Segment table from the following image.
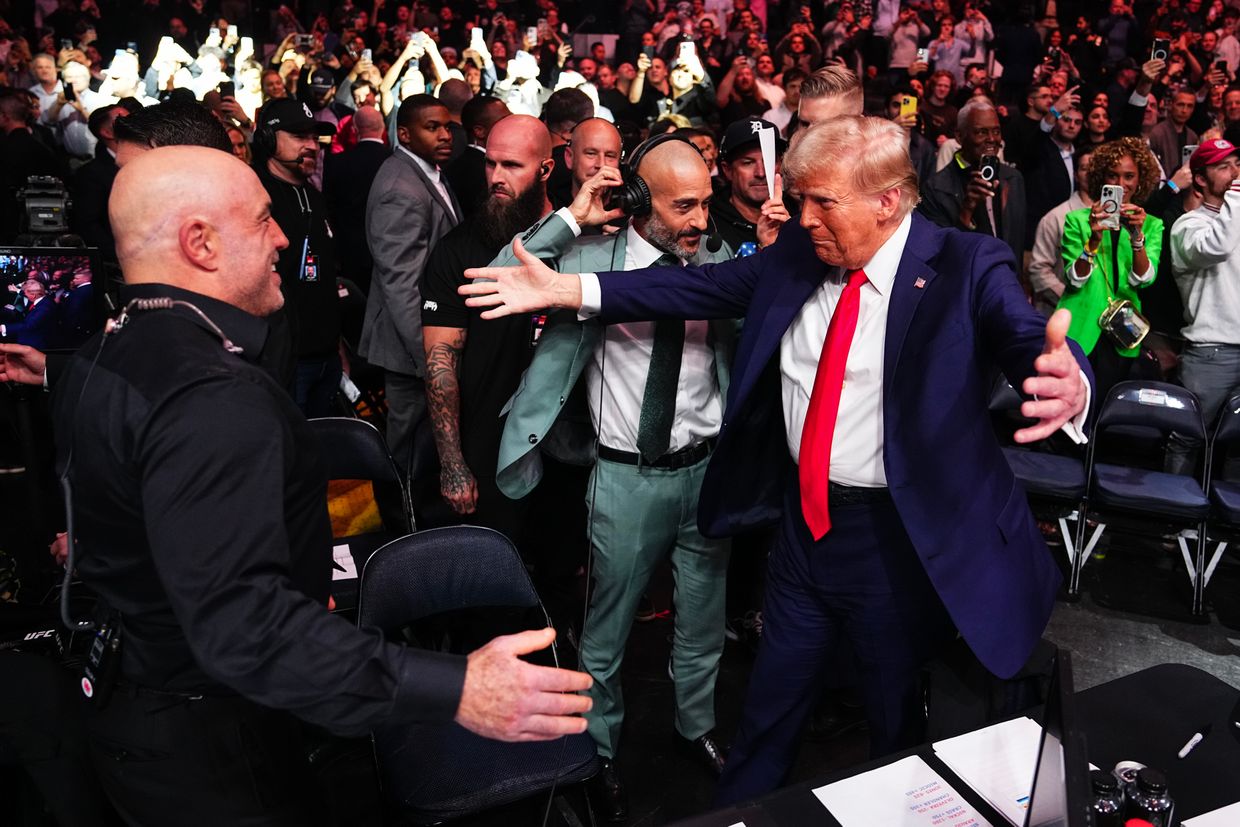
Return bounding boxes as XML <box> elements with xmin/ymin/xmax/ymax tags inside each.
<box><xmin>672</xmin><ymin>664</ymin><xmax>1240</xmax><ymax>826</ymax></box>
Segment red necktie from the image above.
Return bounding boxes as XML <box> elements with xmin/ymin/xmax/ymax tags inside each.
<box><xmin>799</xmin><ymin>269</ymin><xmax>868</xmax><ymax>541</ymax></box>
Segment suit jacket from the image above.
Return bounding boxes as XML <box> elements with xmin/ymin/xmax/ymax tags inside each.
<box><xmin>359</xmin><ymin>148</ymin><xmax>460</xmax><ymax>376</ymax></box>
<box><xmin>71</xmin><ymin>147</ymin><xmax>119</xmax><ymax>261</ymax></box>
<box><xmin>1057</xmin><ymin>208</ymin><xmax>1163</xmax><ymax>358</ymax></box>
<box><xmin>493</xmin><ymin>213</ymin><xmax>736</xmax><ymax>499</ymax></box>
<box><xmin>919</xmin><ymin>158</ymin><xmax>1027</xmax><ymax>260</ymax></box>
<box><xmin>323</xmin><ymin>139</ymin><xmax>391</xmax><ymax>288</ymax></box>
<box><xmin>1023</xmin><ymin>134</ymin><xmax>1073</xmax><ymax>251</ymax></box>
<box><xmin>587</xmin><ymin>214</ymin><xmax>1092</xmax><ymax>679</ymax></box>
<box><xmin>4</xmin><ymin>296</ymin><xmax>60</xmax><ymax>349</ymax></box>
<box><xmin>1146</xmin><ymin>120</ymin><xmax>1198</xmax><ymax>181</ymax></box>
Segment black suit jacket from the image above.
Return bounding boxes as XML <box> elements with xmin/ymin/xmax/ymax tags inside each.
<box><xmin>444</xmin><ymin>145</ymin><xmax>488</xmax><ymax>219</ymax></box>
<box><xmin>72</xmin><ymin>148</ymin><xmax>119</xmax><ymax>261</ymax></box>
<box><xmin>918</xmin><ymin>159</ymin><xmax>1027</xmax><ymax>261</ymax></box>
<box><xmin>3</xmin><ymin>297</ymin><xmax>59</xmax><ymax>349</ymax></box>
<box><xmin>323</xmin><ymin>139</ymin><xmax>391</xmax><ymax>292</ymax></box>
<box><xmin>1023</xmin><ymin>134</ymin><xmax>1074</xmax><ymax>250</ymax></box>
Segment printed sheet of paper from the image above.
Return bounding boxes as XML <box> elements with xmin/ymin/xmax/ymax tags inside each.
<box><xmin>812</xmin><ymin>755</ymin><xmax>992</xmax><ymax>827</ymax></box>
<box><xmin>758</xmin><ymin>126</ymin><xmax>777</xmax><ymax>200</ymax></box>
<box><xmin>933</xmin><ymin>717</ymin><xmax>1044</xmax><ymax>826</ymax></box>
<box><xmin>1183</xmin><ymin>801</ymin><xmax>1240</xmax><ymax>826</ymax></box>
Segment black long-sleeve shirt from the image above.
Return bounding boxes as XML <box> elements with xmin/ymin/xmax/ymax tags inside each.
<box><xmin>52</xmin><ymin>283</ymin><xmax>465</xmax><ymax>736</ymax></box>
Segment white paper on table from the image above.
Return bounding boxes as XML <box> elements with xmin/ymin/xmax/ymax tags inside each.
<box><xmin>1183</xmin><ymin>801</ymin><xmax>1240</xmax><ymax>825</ymax></box>
<box><xmin>812</xmin><ymin>754</ymin><xmax>993</xmax><ymax>827</ymax></box>
<box><xmin>932</xmin><ymin>717</ymin><xmax>1044</xmax><ymax>826</ymax></box>
<box><xmin>758</xmin><ymin>126</ymin><xmax>777</xmax><ymax>201</ymax></box>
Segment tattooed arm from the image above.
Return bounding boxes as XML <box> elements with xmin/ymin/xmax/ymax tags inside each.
<box><xmin>423</xmin><ymin>326</ymin><xmax>477</xmax><ymax>514</ymax></box>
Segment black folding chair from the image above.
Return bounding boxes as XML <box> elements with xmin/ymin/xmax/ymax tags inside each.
<box><xmin>309</xmin><ymin>417</ymin><xmax>412</xmax><ymax>615</ymax></box>
<box><xmin>1079</xmin><ymin>381</ymin><xmax>1211</xmax><ymax>614</ymax></box>
<box><xmin>988</xmin><ymin>378</ymin><xmax>1089</xmax><ymax>592</ymax></box>
<box><xmin>1202</xmin><ymin>390</ymin><xmax>1240</xmax><ymax>612</ymax></box>
<box><xmin>357</xmin><ymin>527</ymin><xmax>598</xmax><ymax>824</ymax></box>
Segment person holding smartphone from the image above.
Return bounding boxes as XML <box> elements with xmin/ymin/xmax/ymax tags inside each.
<box><xmin>1057</xmin><ymin>137</ymin><xmax>1163</xmax><ymax>395</ymax></box>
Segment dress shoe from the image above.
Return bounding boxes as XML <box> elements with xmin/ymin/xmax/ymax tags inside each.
<box><xmin>589</xmin><ymin>757</ymin><xmax>628</xmax><ymax>822</ymax></box>
<box><xmin>804</xmin><ymin>696</ymin><xmax>868</xmax><ymax>742</ymax></box>
<box><xmin>677</xmin><ymin>731</ymin><xmax>728</xmax><ymax>777</ymax></box>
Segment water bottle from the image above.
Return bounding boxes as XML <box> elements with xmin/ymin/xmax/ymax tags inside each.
<box><xmin>1127</xmin><ymin>768</ymin><xmax>1174</xmax><ymax>827</ymax></box>
<box><xmin>1090</xmin><ymin>770</ymin><xmax>1125</xmax><ymax>827</ymax></box>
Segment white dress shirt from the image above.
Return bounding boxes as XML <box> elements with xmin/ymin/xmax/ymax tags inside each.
<box><xmin>780</xmin><ymin>214</ymin><xmax>911</xmax><ymax>486</ymax></box>
<box><xmin>566</xmin><ymin>210</ymin><xmax>722</xmax><ymax>454</ymax></box>
<box><xmin>398</xmin><ymin>145</ymin><xmax>456</xmax><ymax>221</ymax></box>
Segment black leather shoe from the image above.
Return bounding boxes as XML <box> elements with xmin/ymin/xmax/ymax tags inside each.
<box><xmin>589</xmin><ymin>757</ymin><xmax>628</xmax><ymax>822</ymax></box>
<box><xmin>677</xmin><ymin>731</ymin><xmax>728</xmax><ymax>777</ymax></box>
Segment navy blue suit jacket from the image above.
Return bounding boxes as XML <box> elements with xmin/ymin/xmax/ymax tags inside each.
<box><xmin>5</xmin><ymin>297</ymin><xmax>60</xmax><ymax>349</ymax></box>
<box><xmin>594</xmin><ymin>214</ymin><xmax>1093</xmax><ymax>679</ymax></box>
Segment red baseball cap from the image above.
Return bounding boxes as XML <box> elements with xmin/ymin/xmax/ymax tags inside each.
<box><xmin>1189</xmin><ymin>138</ymin><xmax>1239</xmax><ymax>171</ymax></box>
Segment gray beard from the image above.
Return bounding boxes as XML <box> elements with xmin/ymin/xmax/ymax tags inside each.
<box><xmin>639</xmin><ymin>211</ymin><xmax>706</xmax><ymax>264</ymax></box>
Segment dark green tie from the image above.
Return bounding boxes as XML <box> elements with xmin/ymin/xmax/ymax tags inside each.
<box><xmin>636</xmin><ymin>254</ymin><xmax>684</xmax><ymax>464</ymax></box>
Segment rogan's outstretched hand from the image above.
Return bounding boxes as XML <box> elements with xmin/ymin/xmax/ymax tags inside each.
<box><xmin>1015</xmin><ymin>309</ymin><xmax>1088</xmax><ymax>444</ymax></box>
<box><xmin>460</xmin><ymin>237</ymin><xmax>582</xmax><ymax>319</ymax></box>
<box><xmin>455</xmin><ymin>628</ymin><xmax>593</xmax><ymax>741</ymax></box>
<box><xmin>0</xmin><ymin>343</ymin><xmax>47</xmax><ymax>386</ymax></box>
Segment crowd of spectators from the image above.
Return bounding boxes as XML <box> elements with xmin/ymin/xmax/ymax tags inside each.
<box><xmin>4</xmin><ymin>0</ymin><xmax>1240</xmax><ymax>819</ymax></box>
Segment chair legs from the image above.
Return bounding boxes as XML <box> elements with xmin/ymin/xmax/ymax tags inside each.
<box><xmin>1069</xmin><ymin>518</ymin><xmax>1107</xmax><ymax>596</ymax></box>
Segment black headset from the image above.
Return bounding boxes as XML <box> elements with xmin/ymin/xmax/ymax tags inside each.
<box><xmin>612</xmin><ymin>131</ymin><xmax>696</xmax><ymax>216</ymax></box>
<box><xmin>254</xmin><ymin>120</ymin><xmax>278</xmax><ymax>156</ymax></box>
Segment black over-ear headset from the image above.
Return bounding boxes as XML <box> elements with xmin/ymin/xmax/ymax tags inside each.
<box><xmin>255</xmin><ymin>120</ymin><xmax>278</xmax><ymax>156</ymax></box>
<box><xmin>612</xmin><ymin>131</ymin><xmax>696</xmax><ymax>216</ymax></box>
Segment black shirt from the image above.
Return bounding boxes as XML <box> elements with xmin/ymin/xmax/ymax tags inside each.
<box><xmin>256</xmin><ymin>165</ymin><xmax>342</xmax><ymax>362</ymax></box>
<box><xmin>52</xmin><ymin>283</ymin><xmax>464</xmax><ymax>735</ymax></box>
<box><xmin>420</xmin><ymin>220</ymin><xmax>541</xmax><ymax>475</ymax></box>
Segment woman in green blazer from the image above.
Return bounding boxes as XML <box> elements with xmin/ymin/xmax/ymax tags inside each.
<box><xmin>1058</xmin><ymin>137</ymin><xmax>1163</xmax><ymax>395</ymax></box>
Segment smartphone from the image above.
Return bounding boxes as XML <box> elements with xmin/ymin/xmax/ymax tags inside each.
<box><xmin>677</xmin><ymin>41</ymin><xmax>695</xmax><ymax>65</ymax></box>
<box><xmin>979</xmin><ymin>154</ymin><xmax>1000</xmax><ymax>184</ymax></box>
<box><xmin>209</xmin><ymin>26</ymin><xmax>220</xmax><ymax>40</ymax></box>
<box><xmin>1182</xmin><ymin>144</ymin><xmax>1198</xmax><ymax>168</ymax></box>
<box><xmin>471</xmin><ymin>27</ymin><xmax>485</xmax><ymax>48</ymax></box>
<box><xmin>1151</xmin><ymin>38</ymin><xmax>1170</xmax><ymax>62</ymax></box>
<box><xmin>228</xmin><ymin>24</ymin><xmax>238</xmax><ymax>39</ymax></box>
<box><xmin>63</xmin><ymin>83</ymin><xmax>76</xmax><ymax>102</ymax></box>
<box><xmin>1215</xmin><ymin>59</ymin><xmax>1229</xmax><ymax>74</ymax></box>
<box><xmin>916</xmin><ymin>47</ymin><xmax>929</xmax><ymax>64</ymax></box>
<box><xmin>900</xmin><ymin>95</ymin><xmax>918</xmax><ymax>118</ymax></box>
<box><xmin>60</xmin><ymin>38</ymin><xmax>73</xmax><ymax>51</ymax></box>
<box><xmin>295</xmin><ymin>33</ymin><xmax>315</xmax><ymax>49</ymax></box>
<box><xmin>126</xmin><ymin>41</ymin><xmax>137</xmax><ymax>52</ymax></box>
<box><xmin>1100</xmin><ymin>184</ymin><xmax>1124</xmax><ymax>230</ymax></box>
<box><xmin>526</xmin><ymin>26</ymin><xmax>538</xmax><ymax>45</ymax></box>
<box><xmin>642</xmin><ymin>44</ymin><xmax>655</xmax><ymax>60</ymax></box>
<box><xmin>218</xmin><ymin>80</ymin><xmax>235</xmax><ymax>98</ymax></box>
<box><xmin>1047</xmin><ymin>46</ymin><xmax>1061</xmax><ymax>68</ymax></box>
<box><xmin>361</xmin><ymin>48</ymin><xmax>372</xmax><ymax>61</ymax></box>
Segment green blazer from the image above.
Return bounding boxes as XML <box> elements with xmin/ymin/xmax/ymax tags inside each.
<box><xmin>1057</xmin><ymin>208</ymin><xmax>1162</xmax><ymax>357</ymax></box>
<box><xmin>491</xmin><ymin>213</ymin><xmax>736</xmax><ymax>500</ymax></box>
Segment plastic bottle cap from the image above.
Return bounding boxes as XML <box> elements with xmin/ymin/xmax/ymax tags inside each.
<box><xmin>1090</xmin><ymin>769</ymin><xmax>1120</xmax><ymax>793</ymax></box>
<box><xmin>1125</xmin><ymin>820</ymin><xmax>1155</xmax><ymax>827</ymax></box>
<box><xmin>1136</xmin><ymin>767</ymin><xmax>1167</xmax><ymax>794</ymax></box>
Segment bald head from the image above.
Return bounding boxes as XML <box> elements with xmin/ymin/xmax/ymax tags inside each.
<box><xmin>487</xmin><ymin>114</ymin><xmax>552</xmax><ymax>162</ymax></box>
<box><xmin>111</xmin><ymin>147</ymin><xmax>289</xmax><ymax>316</ymax></box>
<box><xmin>633</xmin><ymin>138</ymin><xmax>712</xmax><ymax>261</ymax></box>
<box><xmin>354</xmin><ymin>105</ymin><xmax>385</xmax><ymax>138</ymax></box>
<box><xmin>566</xmin><ymin>117</ymin><xmax>621</xmax><ymax>189</ymax></box>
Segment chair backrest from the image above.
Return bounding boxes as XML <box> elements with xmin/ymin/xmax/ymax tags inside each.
<box><xmin>1094</xmin><ymin>381</ymin><xmax>1206</xmax><ymax>441</ymax></box>
<box><xmin>988</xmin><ymin>375</ymin><xmax>1025</xmax><ymax>414</ymax></box>
<box><xmin>309</xmin><ymin>416</ymin><xmax>402</xmax><ymax>484</ymax></box>
<box><xmin>357</xmin><ymin>527</ymin><xmax>542</xmax><ymax>631</ymax></box>
<box><xmin>1213</xmin><ymin>390</ymin><xmax>1240</xmax><ymax>446</ymax></box>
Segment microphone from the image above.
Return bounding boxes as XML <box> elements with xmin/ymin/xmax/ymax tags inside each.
<box><xmin>705</xmin><ymin>214</ymin><xmax>722</xmax><ymax>254</ymax></box>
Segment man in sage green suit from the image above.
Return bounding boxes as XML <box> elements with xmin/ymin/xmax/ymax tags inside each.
<box><xmin>488</xmin><ymin>143</ymin><xmax>735</xmax><ymax>817</ymax></box>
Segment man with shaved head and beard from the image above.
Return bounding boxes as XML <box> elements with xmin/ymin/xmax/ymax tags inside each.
<box><xmin>49</xmin><ymin>146</ymin><xmax>593</xmax><ymax>822</ymax></box>
<box><xmin>481</xmin><ymin>133</ymin><xmax>736</xmax><ymax>820</ymax></box>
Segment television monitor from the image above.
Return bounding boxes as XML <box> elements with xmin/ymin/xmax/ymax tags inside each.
<box><xmin>1024</xmin><ymin>650</ymin><xmax>1095</xmax><ymax>827</ymax></box>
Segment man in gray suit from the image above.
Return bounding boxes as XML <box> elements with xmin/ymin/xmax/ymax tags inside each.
<box><xmin>360</xmin><ymin>94</ymin><xmax>461</xmax><ymax>523</ymax></box>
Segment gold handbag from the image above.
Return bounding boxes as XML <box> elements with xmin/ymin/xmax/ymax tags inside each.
<box><xmin>1098</xmin><ymin>297</ymin><xmax>1151</xmax><ymax>350</ymax></box>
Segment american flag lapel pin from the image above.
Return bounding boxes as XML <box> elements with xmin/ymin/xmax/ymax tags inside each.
<box><xmin>914</xmin><ymin>277</ymin><xmax>927</xmax><ymax>289</ymax></box>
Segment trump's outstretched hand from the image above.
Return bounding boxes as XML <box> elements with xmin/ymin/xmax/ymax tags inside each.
<box><xmin>460</xmin><ymin>237</ymin><xmax>582</xmax><ymax>319</ymax></box>
<box><xmin>1015</xmin><ymin>309</ymin><xmax>1088</xmax><ymax>444</ymax></box>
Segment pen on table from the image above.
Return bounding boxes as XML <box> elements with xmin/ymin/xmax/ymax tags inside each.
<box><xmin>1178</xmin><ymin>724</ymin><xmax>1211</xmax><ymax>759</ymax></box>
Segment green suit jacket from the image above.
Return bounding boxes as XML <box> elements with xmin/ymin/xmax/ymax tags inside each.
<box><xmin>1057</xmin><ymin>208</ymin><xmax>1162</xmax><ymax>357</ymax></box>
<box><xmin>491</xmin><ymin>212</ymin><xmax>736</xmax><ymax>500</ymax></box>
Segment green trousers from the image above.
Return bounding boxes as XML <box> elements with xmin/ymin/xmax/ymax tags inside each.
<box><xmin>581</xmin><ymin>454</ymin><xmax>731</xmax><ymax>758</ymax></box>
